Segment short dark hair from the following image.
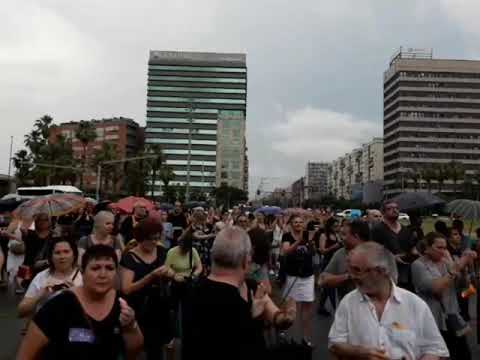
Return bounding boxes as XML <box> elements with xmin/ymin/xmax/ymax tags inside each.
<box><xmin>423</xmin><ymin>231</ymin><xmax>446</xmax><ymax>248</ymax></box>
<box><xmin>345</xmin><ymin>219</ymin><xmax>370</xmax><ymax>242</ymax></box>
<box><xmin>81</xmin><ymin>244</ymin><xmax>118</xmax><ymax>271</ymax></box>
<box><xmin>133</xmin><ymin>216</ymin><xmax>163</xmax><ymax>243</ymax></box>
<box><xmin>234</xmin><ymin>214</ymin><xmax>248</xmax><ymax>225</ymax></box>
<box><xmin>452</xmin><ymin>219</ymin><xmax>464</xmax><ymax>232</ymax></box>
<box><xmin>381</xmin><ymin>200</ymin><xmax>398</xmax><ymax>212</ymax></box>
<box><xmin>47</xmin><ymin>238</ymin><xmax>78</xmax><ymax>272</ymax></box>
<box><xmin>434</xmin><ymin>220</ymin><xmax>448</xmax><ymax>237</ymax></box>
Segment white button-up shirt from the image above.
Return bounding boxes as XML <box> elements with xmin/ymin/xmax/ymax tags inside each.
<box><xmin>328</xmin><ymin>283</ymin><xmax>449</xmax><ymax>359</ymax></box>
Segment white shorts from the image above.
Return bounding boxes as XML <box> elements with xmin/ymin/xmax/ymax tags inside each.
<box><xmin>282</xmin><ymin>275</ymin><xmax>315</xmax><ymax>303</ymax></box>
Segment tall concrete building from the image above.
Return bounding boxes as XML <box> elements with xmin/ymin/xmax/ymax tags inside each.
<box><xmin>384</xmin><ymin>48</ymin><xmax>480</xmax><ymax>195</ymax></box>
<box><xmin>304</xmin><ymin>162</ymin><xmax>330</xmax><ymax>200</ymax></box>
<box><xmin>328</xmin><ymin>137</ymin><xmax>383</xmax><ymax>202</ymax></box>
<box><xmin>145</xmin><ymin>50</ymin><xmax>248</xmax><ymax>196</ymax></box>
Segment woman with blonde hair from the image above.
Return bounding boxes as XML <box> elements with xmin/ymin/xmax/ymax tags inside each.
<box><xmin>78</xmin><ymin>211</ymin><xmax>123</xmax><ymax>263</ymax></box>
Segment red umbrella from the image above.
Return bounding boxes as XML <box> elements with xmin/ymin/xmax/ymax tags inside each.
<box><xmin>113</xmin><ymin>196</ymin><xmax>155</xmax><ymax>214</ymax></box>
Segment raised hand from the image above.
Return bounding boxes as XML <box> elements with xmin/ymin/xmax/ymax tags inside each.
<box><xmin>119</xmin><ymin>298</ymin><xmax>137</xmax><ymax>330</ymax></box>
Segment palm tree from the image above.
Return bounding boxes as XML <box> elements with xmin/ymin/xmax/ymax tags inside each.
<box><xmin>159</xmin><ymin>165</ymin><xmax>175</xmax><ymax>200</ymax></box>
<box><xmin>407</xmin><ymin>169</ymin><xmax>421</xmax><ymax>191</ymax></box>
<box><xmin>75</xmin><ymin>121</ymin><xmax>97</xmax><ymax>189</ymax></box>
<box><xmin>420</xmin><ymin>166</ymin><xmax>436</xmax><ymax>193</ymax></box>
<box><xmin>12</xmin><ymin>150</ymin><xmax>33</xmax><ymax>186</ymax></box>
<box><xmin>91</xmin><ymin>142</ymin><xmax>118</xmax><ymax>196</ymax></box>
<box><xmin>472</xmin><ymin>169</ymin><xmax>480</xmax><ymax>200</ymax></box>
<box><xmin>145</xmin><ymin>144</ymin><xmax>163</xmax><ymax>199</ymax></box>
<box><xmin>449</xmin><ymin>160</ymin><xmax>465</xmax><ymax>196</ymax></box>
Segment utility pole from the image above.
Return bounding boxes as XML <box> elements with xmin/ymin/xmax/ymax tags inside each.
<box><xmin>185</xmin><ymin>100</ymin><xmax>195</xmax><ymax>202</ymax></box>
<box><xmin>8</xmin><ymin>136</ymin><xmax>13</xmax><ymax>191</ymax></box>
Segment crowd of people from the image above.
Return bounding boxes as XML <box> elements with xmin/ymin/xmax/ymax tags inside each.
<box><xmin>0</xmin><ymin>198</ymin><xmax>479</xmax><ymax>359</ymax></box>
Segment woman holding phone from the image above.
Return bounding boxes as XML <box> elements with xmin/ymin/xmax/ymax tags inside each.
<box><xmin>18</xmin><ymin>238</ymin><xmax>82</xmax><ymax>318</ymax></box>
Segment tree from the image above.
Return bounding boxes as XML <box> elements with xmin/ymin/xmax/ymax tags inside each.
<box><xmin>472</xmin><ymin>169</ymin><xmax>480</xmax><ymax>200</ymax></box>
<box><xmin>449</xmin><ymin>160</ymin><xmax>465</xmax><ymax>196</ymax></box>
<box><xmin>210</xmin><ymin>184</ymin><xmax>248</xmax><ymax>209</ymax></box>
<box><xmin>190</xmin><ymin>188</ymin><xmax>207</xmax><ymax>202</ymax></box>
<box><xmin>12</xmin><ymin>150</ymin><xmax>33</xmax><ymax>186</ymax></box>
<box><xmin>144</xmin><ymin>144</ymin><xmax>163</xmax><ymax>199</ymax></box>
<box><xmin>407</xmin><ymin>169</ymin><xmax>421</xmax><ymax>191</ymax></box>
<box><xmin>91</xmin><ymin>142</ymin><xmax>119</xmax><ymax>196</ymax></box>
<box><xmin>463</xmin><ymin>173</ymin><xmax>474</xmax><ymax>199</ymax></box>
<box><xmin>434</xmin><ymin>163</ymin><xmax>449</xmax><ymax>193</ymax></box>
<box><xmin>420</xmin><ymin>166</ymin><xmax>436</xmax><ymax>193</ymax></box>
<box><xmin>159</xmin><ymin>165</ymin><xmax>175</xmax><ymax>200</ymax></box>
<box><xmin>15</xmin><ymin>115</ymin><xmax>76</xmax><ymax>186</ymax></box>
<box><xmin>75</xmin><ymin>120</ymin><xmax>97</xmax><ymax>189</ymax></box>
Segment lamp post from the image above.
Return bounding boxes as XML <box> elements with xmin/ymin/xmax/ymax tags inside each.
<box><xmin>185</xmin><ymin>100</ymin><xmax>195</xmax><ymax>203</ymax></box>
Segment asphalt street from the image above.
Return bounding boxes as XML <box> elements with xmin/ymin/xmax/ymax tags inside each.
<box><xmin>0</xmin><ymin>288</ymin><xmax>479</xmax><ymax>359</ymax></box>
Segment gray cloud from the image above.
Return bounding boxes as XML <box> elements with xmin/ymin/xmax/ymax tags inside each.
<box><xmin>0</xmin><ymin>1</ymin><xmax>477</xmax><ymax>194</ymax></box>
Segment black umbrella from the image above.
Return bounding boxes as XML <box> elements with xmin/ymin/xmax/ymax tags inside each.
<box><xmin>0</xmin><ymin>198</ymin><xmax>26</xmax><ymax>213</ymax></box>
<box><xmin>391</xmin><ymin>192</ymin><xmax>445</xmax><ymax>211</ymax></box>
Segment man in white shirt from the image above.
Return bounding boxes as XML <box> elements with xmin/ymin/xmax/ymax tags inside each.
<box><xmin>328</xmin><ymin>242</ymin><xmax>448</xmax><ymax>360</ymax></box>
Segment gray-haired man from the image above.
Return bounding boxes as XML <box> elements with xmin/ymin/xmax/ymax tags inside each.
<box><xmin>182</xmin><ymin>226</ymin><xmax>294</xmax><ymax>360</ymax></box>
<box><xmin>329</xmin><ymin>242</ymin><xmax>448</xmax><ymax>360</ymax></box>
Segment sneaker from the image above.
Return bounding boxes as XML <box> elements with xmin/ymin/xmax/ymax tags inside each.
<box><xmin>316</xmin><ymin>307</ymin><xmax>331</xmax><ymax>317</ymax></box>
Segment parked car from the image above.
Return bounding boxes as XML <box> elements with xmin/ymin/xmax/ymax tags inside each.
<box><xmin>336</xmin><ymin>209</ymin><xmax>362</xmax><ymax>219</ymax></box>
<box><xmin>398</xmin><ymin>213</ymin><xmax>410</xmax><ymax>221</ymax></box>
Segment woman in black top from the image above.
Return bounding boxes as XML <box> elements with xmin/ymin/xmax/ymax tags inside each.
<box><xmin>281</xmin><ymin>215</ymin><xmax>315</xmax><ymax>347</ymax></box>
<box><xmin>22</xmin><ymin>213</ymin><xmax>53</xmax><ymax>274</ymax></box>
<box><xmin>17</xmin><ymin>245</ymin><xmax>143</xmax><ymax>360</ymax></box>
<box><xmin>120</xmin><ymin>216</ymin><xmax>175</xmax><ymax>360</ymax></box>
<box><xmin>317</xmin><ymin>217</ymin><xmax>342</xmax><ymax>316</ymax></box>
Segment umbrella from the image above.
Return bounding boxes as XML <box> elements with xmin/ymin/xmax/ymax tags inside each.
<box><xmin>390</xmin><ymin>192</ymin><xmax>445</xmax><ymax>212</ymax></box>
<box><xmin>446</xmin><ymin>199</ymin><xmax>480</xmax><ymax>220</ymax></box>
<box><xmin>12</xmin><ymin>194</ymin><xmax>86</xmax><ymax>220</ymax></box>
<box><xmin>255</xmin><ymin>206</ymin><xmax>282</xmax><ymax>216</ymax></box>
<box><xmin>114</xmin><ymin>196</ymin><xmax>154</xmax><ymax>214</ymax></box>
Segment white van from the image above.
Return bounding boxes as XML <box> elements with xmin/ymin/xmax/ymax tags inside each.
<box><xmin>15</xmin><ymin>185</ymin><xmax>83</xmax><ymax>199</ymax></box>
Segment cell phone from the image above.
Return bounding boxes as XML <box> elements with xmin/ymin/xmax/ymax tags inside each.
<box><xmin>51</xmin><ymin>283</ymin><xmax>69</xmax><ymax>292</ymax></box>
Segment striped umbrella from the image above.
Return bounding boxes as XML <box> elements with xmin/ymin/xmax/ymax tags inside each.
<box><xmin>446</xmin><ymin>199</ymin><xmax>480</xmax><ymax>220</ymax></box>
<box><xmin>13</xmin><ymin>194</ymin><xmax>86</xmax><ymax>221</ymax></box>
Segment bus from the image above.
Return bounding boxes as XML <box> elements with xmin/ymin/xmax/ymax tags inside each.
<box><xmin>15</xmin><ymin>186</ymin><xmax>83</xmax><ymax>199</ymax></box>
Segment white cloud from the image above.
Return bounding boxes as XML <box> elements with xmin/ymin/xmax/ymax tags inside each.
<box><xmin>272</xmin><ymin>107</ymin><xmax>380</xmax><ymax>162</ymax></box>
<box><xmin>0</xmin><ymin>0</ymin><xmax>477</xmax><ymax>197</ymax></box>
<box><xmin>439</xmin><ymin>0</ymin><xmax>480</xmax><ymax>35</ymax></box>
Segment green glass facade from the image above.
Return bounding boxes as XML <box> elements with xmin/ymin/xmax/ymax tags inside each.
<box><xmin>146</xmin><ymin>50</ymin><xmax>247</xmax><ymax>195</ymax></box>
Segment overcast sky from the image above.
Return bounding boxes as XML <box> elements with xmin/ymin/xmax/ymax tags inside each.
<box><xmin>2</xmin><ymin>0</ymin><xmax>480</xmax><ymax>193</ymax></box>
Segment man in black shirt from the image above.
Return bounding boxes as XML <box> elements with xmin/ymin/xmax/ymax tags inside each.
<box><xmin>371</xmin><ymin>200</ymin><xmax>417</xmax><ymax>289</ymax></box>
<box><xmin>182</xmin><ymin>226</ymin><xmax>263</xmax><ymax>360</ymax></box>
